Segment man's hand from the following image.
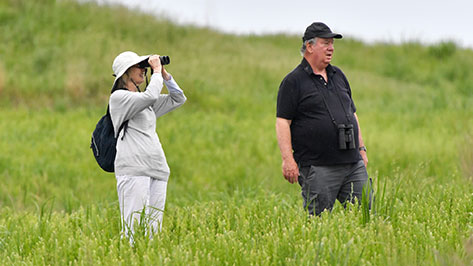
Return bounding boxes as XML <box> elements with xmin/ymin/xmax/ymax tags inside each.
<box><xmin>282</xmin><ymin>158</ymin><xmax>299</xmax><ymax>184</ymax></box>
<box><xmin>360</xmin><ymin>150</ymin><xmax>368</xmax><ymax>167</ymax></box>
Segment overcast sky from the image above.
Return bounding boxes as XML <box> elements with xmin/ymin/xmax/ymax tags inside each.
<box><xmin>92</xmin><ymin>0</ymin><xmax>473</xmax><ymax>49</ymax></box>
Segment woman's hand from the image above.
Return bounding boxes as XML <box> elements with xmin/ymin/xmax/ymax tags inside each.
<box><xmin>148</xmin><ymin>55</ymin><xmax>162</xmax><ymax>73</ymax></box>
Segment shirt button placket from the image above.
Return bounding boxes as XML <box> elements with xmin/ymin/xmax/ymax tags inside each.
<box><xmin>319</xmin><ymin>77</ymin><xmax>327</xmax><ymax>86</ymax></box>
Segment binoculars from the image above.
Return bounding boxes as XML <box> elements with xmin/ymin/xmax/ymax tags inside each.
<box><xmin>338</xmin><ymin>124</ymin><xmax>356</xmax><ymax>150</ymax></box>
<box><xmin>138</xmin><ymin>55</ymin><xmax>170</xmax><ymax>68</ymax></box>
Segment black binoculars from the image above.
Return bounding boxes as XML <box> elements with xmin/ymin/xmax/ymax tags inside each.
<box><xmin>338</xmin><ymin>124</ymin><xmax>356</xmax><ymax>150</ymax></box>
<box><xmin>138</xmin><ymin>55</ymin><xmax>170</xmax><ymax>68</ymax></box>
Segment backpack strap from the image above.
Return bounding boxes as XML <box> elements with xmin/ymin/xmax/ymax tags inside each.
<box><xmin>106</xmin><ymin>102</ymin><xmax>129</xmax><ymax>141</ymax></box>
<box><xmin>119</xmin><ymin>121</ymin><xmax>129</xmax><ymax>141</ymax></box>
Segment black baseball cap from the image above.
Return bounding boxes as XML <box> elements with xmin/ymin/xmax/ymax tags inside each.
<box><xmin>302</xmin><ymin>22</ymin><xmax>343</xmax><ymax>42</ymax></box>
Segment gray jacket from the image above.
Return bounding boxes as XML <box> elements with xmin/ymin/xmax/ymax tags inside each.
<box><xmin>109</xmin><ymin>73</ymin><xmax>186</xmax><ymax>180</ymax></box>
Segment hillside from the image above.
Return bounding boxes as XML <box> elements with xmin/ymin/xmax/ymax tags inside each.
<box><xmin>1</xmin><ymin>0</ymin><xmax>473</xmax><ymax>265</ymax></box>
<box><xmin>2</xmin><ymin>0</ymin><xmax>472</xmax><ymax>108</ymax></box>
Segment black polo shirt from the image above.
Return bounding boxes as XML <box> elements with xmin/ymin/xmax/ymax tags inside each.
<box><xmin>277</xmin><ymin>58</ymin><xmax>361</xmax><ymax>166</ymax></box>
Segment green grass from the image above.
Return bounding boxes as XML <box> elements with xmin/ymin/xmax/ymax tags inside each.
<box><xmin>1</xmin><ymin>0</ymin><xmax>473</xmax><ymax>265</ymax></box>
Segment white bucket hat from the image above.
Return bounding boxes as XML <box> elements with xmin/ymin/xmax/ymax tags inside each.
<box><xmin>111</xmin><ymin>51</ymin><xmax>149</xmax><ymax>89</ymax></box>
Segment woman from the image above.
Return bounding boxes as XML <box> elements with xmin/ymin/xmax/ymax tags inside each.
<box><xmin>109</xmin><ymin>51</ymin><xmax>186</xmax><ymax>242</ymax></box>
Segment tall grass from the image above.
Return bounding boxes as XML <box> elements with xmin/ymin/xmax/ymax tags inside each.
<box><xmin>1</xmin><ymin>0</ymin><xmax>473</xmax><ymax>264</ymax></box>
<box><xmin>1</xmin><ymin>190</ymin><xmax>472</xmax><ymax>265</ymax></box>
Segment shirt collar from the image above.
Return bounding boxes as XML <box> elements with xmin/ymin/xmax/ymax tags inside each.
<box><xmin>301</xmin><ymin>58</ymin><xmax>336</xmax><ymax>77</ymax></box>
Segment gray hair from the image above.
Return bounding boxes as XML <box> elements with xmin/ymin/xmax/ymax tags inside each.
<box><xmin>300</xmin><ymin>37</ymin><xmax>317</xmax><ymax>56</ymax></box>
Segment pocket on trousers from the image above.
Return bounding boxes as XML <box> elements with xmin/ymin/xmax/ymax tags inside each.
<box><xmin>306</xmin><ymin>165</ymin><xmax>319</xmax><ymax>182</ymax></box>
<box><xmin>298</xmin><ymin>165</ymin><xmax>309</xmax><ymax>187</ymax></box>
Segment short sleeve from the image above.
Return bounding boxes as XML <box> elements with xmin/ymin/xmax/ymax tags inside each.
<box><xmin>339</xmin><ymin>69</ymin><xmax>357</xmax><ymax>113</ymax></box>
<box><xmin>276</xmin><ymin>76</ymin><xmax>299</xmax><ymax>120</ymax></box>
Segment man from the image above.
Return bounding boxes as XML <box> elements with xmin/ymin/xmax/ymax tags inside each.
<box><xmin>276</xmin><ymin>22</ymin><xmax>370</xmax><ymax>216</ymax></box>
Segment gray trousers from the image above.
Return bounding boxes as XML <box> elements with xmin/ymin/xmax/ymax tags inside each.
<box><xmin>298</xmin><ymin>160</ymin><xmax>370</xmax><ymax>216</ymax></box>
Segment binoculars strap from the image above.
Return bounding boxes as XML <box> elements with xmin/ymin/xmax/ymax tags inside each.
<box><xmin>309</xmin><ymin>77</ymin><xmax>353</xmax><ymax>128</ymax></box>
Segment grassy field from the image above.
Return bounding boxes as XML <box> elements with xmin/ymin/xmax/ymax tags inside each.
<box><xmin>1</xmin><ymin>0</ymin><xmax>473</xmax><ymax>265</ymax></box>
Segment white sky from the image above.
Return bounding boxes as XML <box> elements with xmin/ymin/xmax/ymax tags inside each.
<box><xmin>92</xmin><ymin>0</ymin><xmax>473</xmax><ymax>49</ymax></box>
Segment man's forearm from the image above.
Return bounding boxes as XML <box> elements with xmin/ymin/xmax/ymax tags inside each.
<box><xmin>276</xmin><ymin>118</ymin><xmax>294</xmax><ymax>161</ymax></box>
<box><xmin>354</xmin><ymin>113</ymin><xmax>365</xmax><ymax>147</ymax></box>
<box><xmin>276</xmin><ymin>117</ymin><xmax>300</xmax><ymax>183</ymax></box>
<box><xmin>354</xmin><ymin>112</ymin><xmax>368</xmax><ymax>166</ymax></box>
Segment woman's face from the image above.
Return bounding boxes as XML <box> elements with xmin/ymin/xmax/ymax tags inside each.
<box><xmin>127</xmin><ymin>65</ymin><xmax>146</xmax><ymax>85</ymax></box>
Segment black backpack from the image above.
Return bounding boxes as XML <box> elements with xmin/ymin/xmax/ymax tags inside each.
<box><xmin>90</xmin><ymin>104</ymin><xmax>128</xmax><ymax>173</ymax></box>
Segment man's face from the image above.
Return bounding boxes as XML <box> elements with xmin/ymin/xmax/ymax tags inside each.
<box><xmin>310</xmin><ymin>38</ymin><xmax>334</xmax><ymax>66</ymax></box>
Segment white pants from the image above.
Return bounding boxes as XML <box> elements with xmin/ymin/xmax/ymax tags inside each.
<box><xmin>116</xmin><ymin>175</ymin><xmax>167</xmax><ymax>242</ymax></box>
